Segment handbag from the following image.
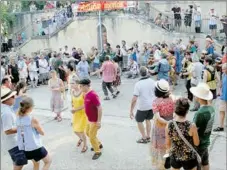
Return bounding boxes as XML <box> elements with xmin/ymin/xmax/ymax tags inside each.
<box><xmin>164</xmin><ymin>153</ymin><xmax>171</xmax><ymax>169</ymax></box>
<box><xmin>173</xmin><ymin>121</ymin><xmax>202</xmax><ymax>165</ymax></box>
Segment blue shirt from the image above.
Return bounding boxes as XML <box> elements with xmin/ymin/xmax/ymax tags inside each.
<box><xmin>76</xmin><ymin>61</ymin><xmax>90</xmax><ymax>79</ymax></box>
<box><xmin>13</xmin><ymin>96</ymin><xmax>23</xmax><ymax>113</ymax></box>
<box><xmin>206</xmin><ymin>45</ymin><xmax>214</xmax><ymax>55</ymax></box>
<box><xmin>155</xmin><ymin>59</ymin><xmax>171</xmax><ymax>81</ymax></box>
<box><xmin>16</xmin><ymin>115</ymin><xmax>42</xmax><ymax>151</ymax></box>
<box><xmin>132</xmin><ymin>52</ymin><xmax>137</xmax><ymax>62</ymax></box>
<box><xmin>221</xmin><ymin>74</ymin><xmax>227</xmax><ymax>101</ymax></box>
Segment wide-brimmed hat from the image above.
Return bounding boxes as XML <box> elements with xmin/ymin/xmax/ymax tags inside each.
<box><xmin>1</xmin><ymin>88</ymin><xmax>16</xmax><ymax>102</ymax></box>
<box><xmin>155</xmin><ymin>79</ymin><xmax>170</xmax><ymax>93</ymax></box>
<box><xmin>190</xmin><ymin>83</ymin><xmax>213</xmax><ymax>100</ymax></box>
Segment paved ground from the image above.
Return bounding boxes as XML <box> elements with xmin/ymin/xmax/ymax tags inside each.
<box><xmin>1</xmin><ymin>77</ymin><xmax>227</xmax><ymax>170</ymax></box>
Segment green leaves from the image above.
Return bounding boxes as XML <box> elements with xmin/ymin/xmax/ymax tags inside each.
<box><xmin>0</xmin><ymin>2</ymin><xmax>15</xmax><ymax>32</ymax></box>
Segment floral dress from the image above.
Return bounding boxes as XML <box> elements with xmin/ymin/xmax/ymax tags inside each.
<box><xmin>168</xmin><ymin>120</ymin><xmax>196</xmax><ymax>161</ymax></box>
<box><xmin>151</xmin><ymin>97</ymin><xmax>174</xmax><ymax>170</ymax></box>
<box><xmin>50</xmin><ymin>78</ymin><xmax>64</xmax><ymax>113</ymax></box>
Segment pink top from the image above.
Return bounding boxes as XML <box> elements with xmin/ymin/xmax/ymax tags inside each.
<box><xmin>100</xmin><ymin>61</ymin><xmax>117</xmax><ymax>82</ymax></box>
<box><xmin>152</xmin><ymin>97</ymin><xmax>174</xmax><ymax>120</ymax></box>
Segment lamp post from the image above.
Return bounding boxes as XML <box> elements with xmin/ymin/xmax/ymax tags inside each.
<box><xmin>98</xmin><ymin>1</ymin><xmax>105</xmax><ymax>52</ymax></box>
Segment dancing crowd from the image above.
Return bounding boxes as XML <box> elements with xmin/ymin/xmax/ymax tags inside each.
<box><xmin>1</xmin><ymin>36</ymin><xmax>227</xmax><ymax>170</ymax></box>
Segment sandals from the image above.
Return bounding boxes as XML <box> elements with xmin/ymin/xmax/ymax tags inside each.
<box><xmin>136</xmin><ymin>138</ymin><xmax>148</xmax><ymax>144</ymax></box>
<box><xmin>213</xmin><ymin>127</ymin><xmax>224</xmax><ymax>132</ymax></box>
<box><xmin>81</xmin><ymin>146</ymin><xmax>88</xmax><ymax>153</ymax></box>
<box><xmin>92</xmin><ymin>152</ymin><xmax>102</xmax><ymax>160</ymax></box>
<box><xmin>77</xmin><ymin>139</ymin><xmax>83</xmax><ymax>147</ymax></box>
<box><xmin>146</xmin><ymin>137</ymin><xmax>151</xmax><ymax>142</ymax></box>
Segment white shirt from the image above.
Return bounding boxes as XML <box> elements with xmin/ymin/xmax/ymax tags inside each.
<box><xmin>209</xmin><ymin>11</ymin><xmax>218</xmax><ymax>25</ymax></box>
<box><xmin>191</xmin><ymin>62</ymin><xmax>204</xmax><ymax>85</ymax></box>
<box><xmin>28</xmin><ymin>62</ymin><xmax>38</xmax><ymax>72</ymax></box>
<box><xmin>39</xmin><ymin>59</ymin><xmax>49</xmax><ymax>74</ymax></box>
<box><xmin>133</xmin><ymin>77</ymin><xmax>156</xmax><ymax>111</ymax></box>
<box><xmin>154</xmin><ymin>49</ymin><xmax>161</xmax><ymax>61</ymax></box>
<box><xmin>1</xmin><ymin>104</ymin><xmax>17</xmax><ymax>151</ymax></box>
<box><xmin>1</xmin><ymin>66</ymin><xmax>5</xmax><ymax>82</ymax></box>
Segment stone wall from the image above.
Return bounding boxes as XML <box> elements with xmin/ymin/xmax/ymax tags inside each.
<box><xmin>19</xmin><ymin>16</ymin><xmax>209</xmax><ymax>55</ymax></box>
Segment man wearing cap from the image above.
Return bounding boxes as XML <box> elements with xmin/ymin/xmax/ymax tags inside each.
<box><xmin>213</xmin><ymin>63</ymin><xmax>227</xmax><ymax>132</ymax></box>
<box><xmin>190</xmin><ymin>83</ymin><xmax>215</xmax><ymax>170</ymax></box>
<box><xmin>1</xmin><ymin>88</ymin><xmax>28</xmax><ymax>169</ymax></box>
<box><xmin>78</xmin><ymin>79</ymin><xmax>103</xmax><ymax>160</ymax></box>
<box><xmin>130</xmin><ymin>66</ymin><xmax>155</xmax><ymax>143</ymax></box>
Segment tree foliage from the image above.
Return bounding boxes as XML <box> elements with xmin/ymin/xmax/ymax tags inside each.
<box><xmin>0</xmin><ymin>2</ymin><xmax>15</xmax><ymax>34</ymax></box>
<box><xmin>21</xmin><ymin>1</ymin><xmax>46</xmax><ymax>11</ymax></box>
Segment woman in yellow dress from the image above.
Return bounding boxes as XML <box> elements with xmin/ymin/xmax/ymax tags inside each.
<box><xmin>70</xmin><ymin>79</ymin><xmax>88</xmax><ymax>153</ymax></box>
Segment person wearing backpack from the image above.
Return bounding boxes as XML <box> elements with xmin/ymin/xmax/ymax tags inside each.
<box><xmin>202</xmin><ymin>56</ymin><xmax>220</xmax><ymax>100</ymax></box>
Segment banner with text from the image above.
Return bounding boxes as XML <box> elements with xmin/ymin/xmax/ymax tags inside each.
<box><xmin>77</xmin><ymin>1</ymin><xmax>127</xmax><ymax>12</ymax></box>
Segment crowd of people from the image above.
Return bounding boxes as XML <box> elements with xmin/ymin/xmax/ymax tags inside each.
<box><xmin>1</xmin><ymin>35</ymin><xmax>227</xmax><ymax>170</ymax></box>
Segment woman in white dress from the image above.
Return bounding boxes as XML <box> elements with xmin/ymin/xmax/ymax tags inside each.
<box><xmin>28</xmin><ymin>57</ymin><xmax>39</xmax><ymax>88</ymax></box>
<box><xmin>18</xmin><ymin>56</ymin><xmax>28</xmax><ymax>82</ymax></box>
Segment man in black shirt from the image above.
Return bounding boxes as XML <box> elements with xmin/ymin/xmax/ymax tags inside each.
<box><xmin>172</xmin><ymin>5</ymin><xmax>182</xmax><ymax>28</ymax></box>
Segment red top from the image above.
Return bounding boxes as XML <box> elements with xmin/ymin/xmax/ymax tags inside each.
<box><xmin>152</xmin><ymin>97</ymin><xmax>174</xmax><ymax>119</ymax></box>
<box><xmin>84</xmin><ymin>90</ymin><xmax>101</xmax><ymax>122</ymax></box>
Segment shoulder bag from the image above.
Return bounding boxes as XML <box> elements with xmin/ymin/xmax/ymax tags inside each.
<box><xmin>173</xmin><ymin>121</ymin><xmax>202</xmax><ymax>165</ymax></box>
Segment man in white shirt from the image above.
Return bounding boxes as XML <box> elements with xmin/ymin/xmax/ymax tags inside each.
<box><xmin>130</xmin><ymin>66</ymin><xmax>155</xmax><ymax>143</ymax></box>
<box><xmin>209</xmin><ymin>8</ymin><xmax>218</xmax><ymax>37</ymax></box>
<box><xmin>1</xmin><ymin>88</ymin><xmax>28</xmax><ymax>169</ymax></box>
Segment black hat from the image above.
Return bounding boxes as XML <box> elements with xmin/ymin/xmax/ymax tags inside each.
<box><xmin>78</xmin><ymin>79</ymin><xmax>91</xmax><ymax>85</ymax></box>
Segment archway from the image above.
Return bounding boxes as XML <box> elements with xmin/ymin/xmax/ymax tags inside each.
<box><xmin>97</xmin><ymin>24</ymin><xmax>107</xmax><ymax>51</ymax></box>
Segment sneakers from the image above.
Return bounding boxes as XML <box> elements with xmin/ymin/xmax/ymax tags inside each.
<box><xmin>91</xmin><ymin>144</ymin><xmax>103</xmax><ymax>151</ymax></box>
<box><xmin>213</xmin><ymin>127</ymin><xmax>224</xmax><ymax>132</ymax></box>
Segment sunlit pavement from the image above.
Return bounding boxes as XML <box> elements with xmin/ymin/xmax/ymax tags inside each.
<box><xmin>1</xmin><ymin>77</ymin><xmax>226</xmax><ymax>170</ymax></box>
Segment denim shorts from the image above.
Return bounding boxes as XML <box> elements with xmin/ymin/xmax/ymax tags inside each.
<box><xmin>93</xmin><ymin>63</ymin><xmax>100</xmax><ymax>69</ymax></box>
<box><xmin>8</xmin><ymin>146</ymin><xmax>28</xmax><ymax>166</ymax></box>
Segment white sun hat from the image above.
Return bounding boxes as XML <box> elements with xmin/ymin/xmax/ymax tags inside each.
<box><xmin>190</xmin><ymin>83</ymin><xmax>213</xmax><ymax>101</ymax></box>
<box><xmin>1</xmin><ymin>88</ymin><xmax>16</xmax><ymax>102</ymax></box>
<box><xmin>155</xmin><ymin>79</ymin><xmax>170</xmax><ymax>93</ymax></box>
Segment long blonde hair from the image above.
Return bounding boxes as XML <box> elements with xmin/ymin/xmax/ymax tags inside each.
<box><xmin>18</xmin><ymin>96</ymin><xmax>34</xmax><ymax>116</ymax></box>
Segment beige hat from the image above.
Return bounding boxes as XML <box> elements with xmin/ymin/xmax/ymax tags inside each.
<box><xmin>155</xmin><ymin>79</ymin><xmax>170</xmax><ymax>93</ymax></box>
<box><xmin>190</xmin><ymin>83</ymin><xmax>213</xmax><ymax>101</ymax></box>
<box><xmin>1</xmin><ymin>88</ymin><xmax>16</xmax><ymax>102</ymax></box>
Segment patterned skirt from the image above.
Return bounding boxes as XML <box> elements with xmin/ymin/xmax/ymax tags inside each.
<box><xmin>150</xmin><ymin>121</ymin><xmax>166</xmax><ymax>170</ymax></box>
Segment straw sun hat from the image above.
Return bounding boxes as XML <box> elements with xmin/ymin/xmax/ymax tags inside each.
<box><xmin>155</xmin><ymin>79</ymin><xmax>170</xmax><ymax>93</ymax></box>
<box><xmin>190</xmin><ymin>83</ymin><xmax>213</xmax><ymax>101</ymax></box>
<box><xmin>1</xmin><ymin>88</ymin><xmax>16</xmax><ymax>102</ymax></box>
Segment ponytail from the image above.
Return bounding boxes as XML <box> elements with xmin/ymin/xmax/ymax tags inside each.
<box><xmin>17</xmin><ymin>96</ymin><xmax>34</xmax><ymax>116</ymax></box>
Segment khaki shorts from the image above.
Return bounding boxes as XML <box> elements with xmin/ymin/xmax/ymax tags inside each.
<box><xmin>220</xmin><ymin>100</ymin><xmax>227</xmax><ymax>112</ymax></box>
